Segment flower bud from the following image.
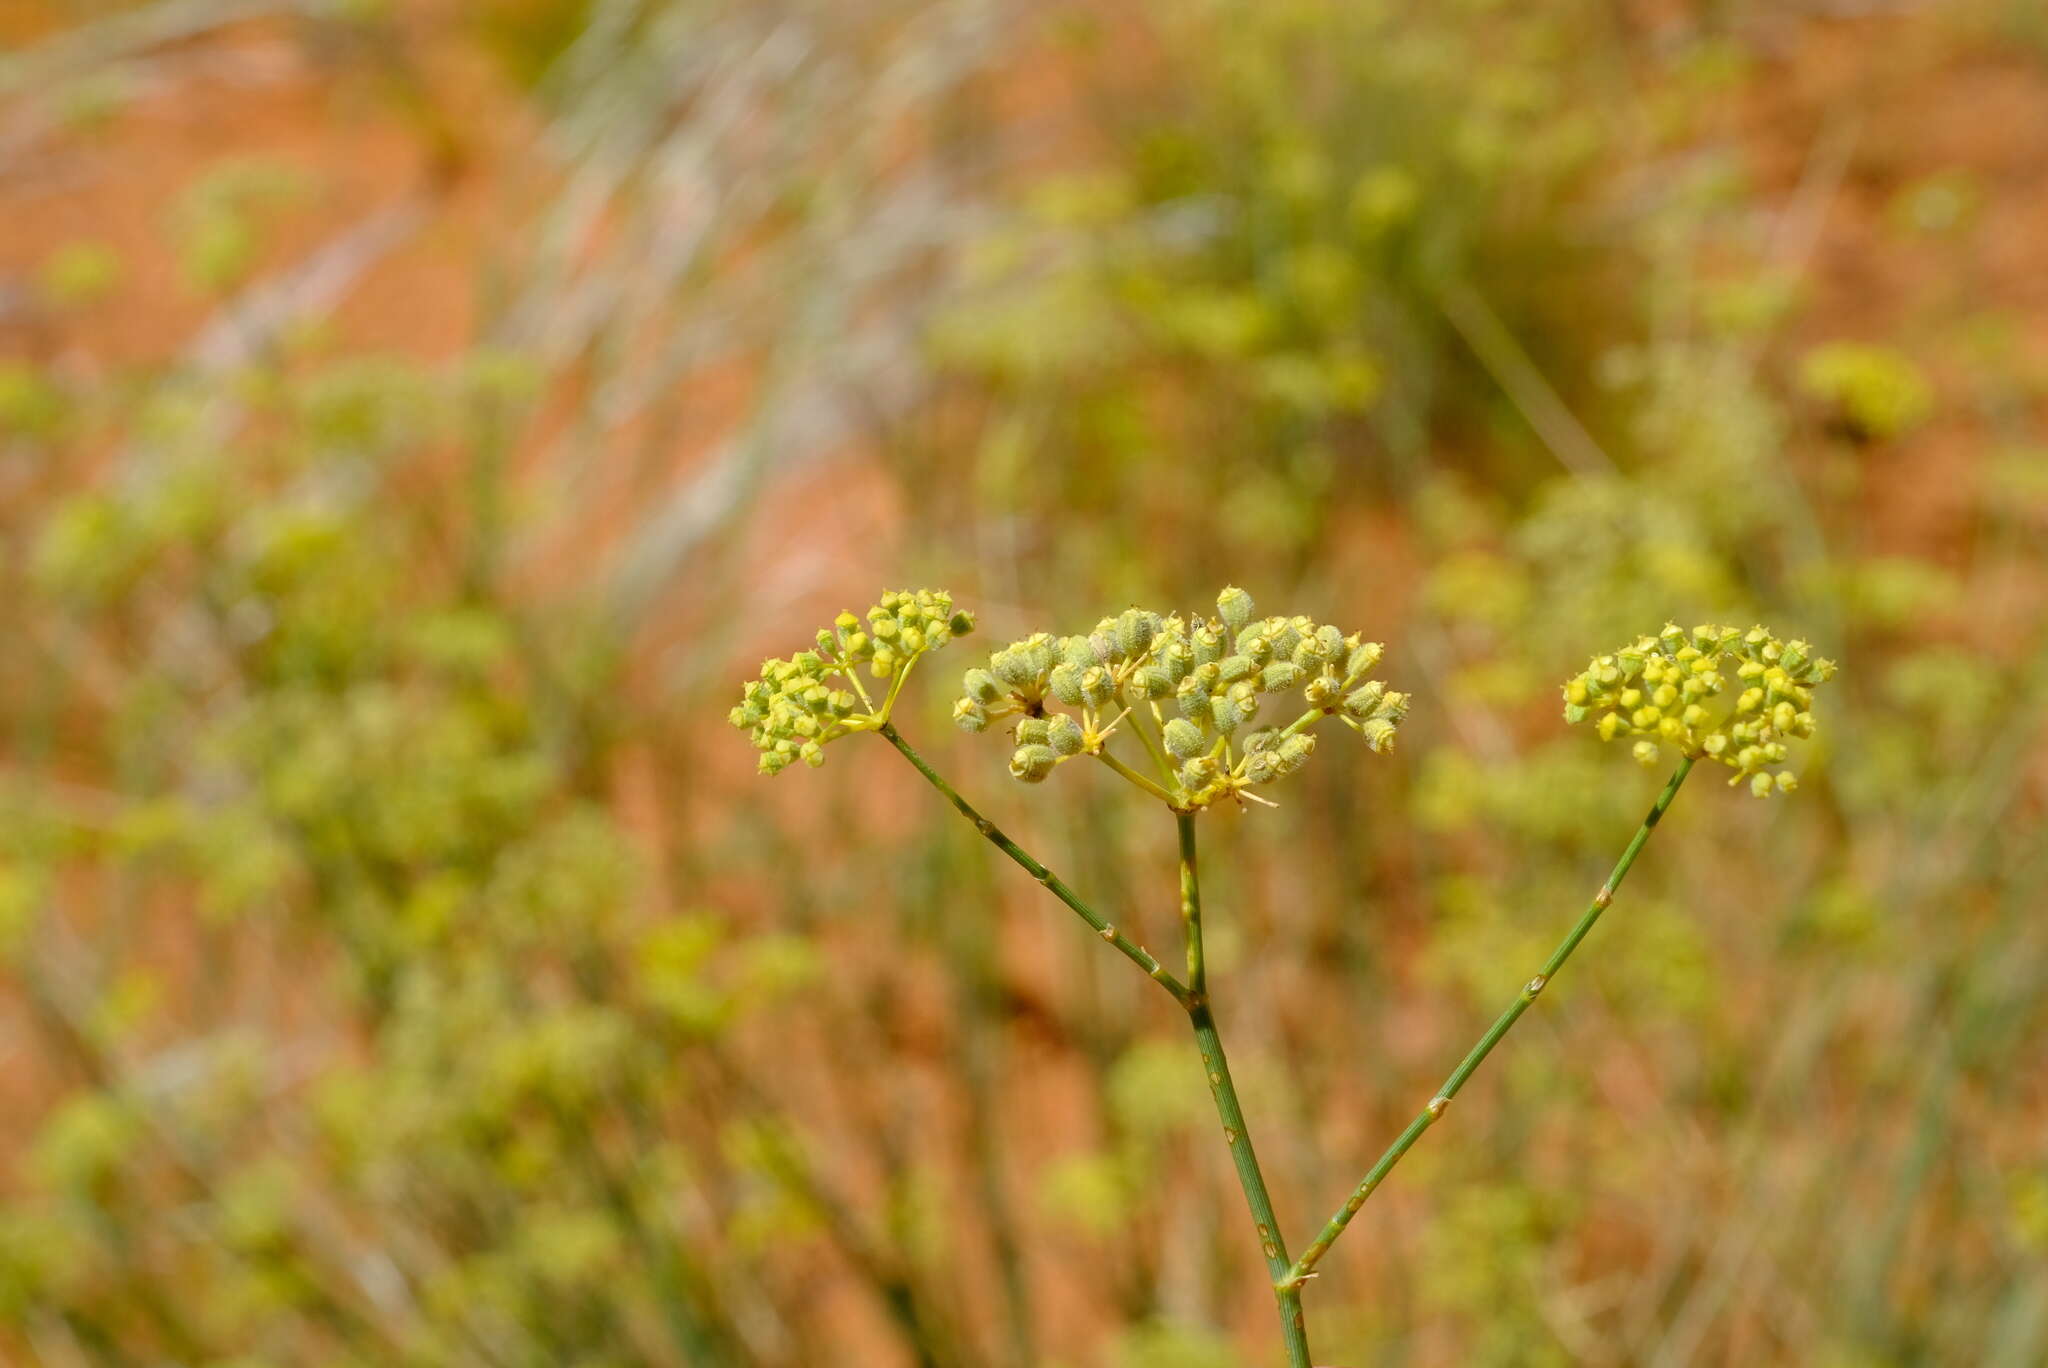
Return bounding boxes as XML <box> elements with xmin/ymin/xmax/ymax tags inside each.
<box><xmin>1750</xmin><ymin>772</ymin><xmax>1774</xmax><ymax>797</ymax></box>
<box><xmin>948</xmin><ymin>610</ymin><xmax>975</xmax><ymax>637</ymax></box>
<box><xmin>1632</xmin><ymin>740</ymin><xmax>1659</xmax><ymax>766</ymax></box>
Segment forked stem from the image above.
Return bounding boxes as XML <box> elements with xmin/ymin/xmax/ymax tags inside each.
<box><xmin>1281</xmin><ymin>756</ymin><xmax>1697</xmax><ymax>1289</ymax></box>
<box><xmin>877</xmin><ymin>723</ymin><xmax>1192</xmax><ymax>1008</ymax></box>
<box><xmin>1178</xmin><ymin>814</ymin><xmax>1314</xmax><ymax>1368</ymax></box>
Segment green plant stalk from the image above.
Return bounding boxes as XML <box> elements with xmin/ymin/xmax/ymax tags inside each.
<box><xmin>877</xmin><ymin>723</ymin><xmax>1192</xmax><ymax>1008</ymax></box>
<box><xmin>1178</xmin><ymin>813</ymin><xmax>1313</xmax><ymax>1368</ymax></box>
<box><xmin>1281</xmin><ymin>756</ymin><xmax>1696</xmax><ymax>1290</ymax></box>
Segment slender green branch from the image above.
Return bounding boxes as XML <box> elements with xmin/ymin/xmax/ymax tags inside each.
<box><xmin>1124</xmin><ymin>700</ymin><xmax>1182</xmax><ymax>787</ymax></box>
<box><xmin>1094</xmin><ymin>744</ymin><xmax>1180</xmax><ymax>808</ymax></box>
<box><xmin>877</xmin><ymin>723</ymin><xmax>1192</xmax><ymax>1009</ymax></box>
<box><xmin>1178</xmin><ymin>814</ymin><xmax>1313</xmax><ymax>1368</ymax></box>
<box><xmin>1282</xmin><ymin>756</ymin><xmax>1697</xmax><ymax>1290</ymax></box>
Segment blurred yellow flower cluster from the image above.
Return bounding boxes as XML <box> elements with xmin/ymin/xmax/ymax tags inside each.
<box><xmin>1563</xmin><ymin>623</ymin><xmax>1836</xmax><ymax>795</ymax></box>
<box><xmin>729</xmin><ymin>589</ymin><xmax>974</xmax><ymax>775</ymax></box>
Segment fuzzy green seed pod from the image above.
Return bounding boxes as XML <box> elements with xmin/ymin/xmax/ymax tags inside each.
<box><xmin>1060</xmin><ymin>635</ymin><xmax>1097</xmax><ymax>669</ymax></box>
<box><xmin>1177</xmin><ymin>679</ymin><xmax>1208</xmax><ymax>722</ymax></box>
<box><xmin>1138</xmin><ymin>666</ymin><xmax>1175</xmax><ymax>699</ymax></box>
<box><xmin>1260</xmin><ymin>661</ymin><xmax>1302</xmax><ymax>692</ymax></box>
<box><xmin>1240</xmin><ymin>726</ymin><xmax>1279</xmax><ymax>754</ymax></box>
<box><xmin>963</xmin><ymin>668</ymin><xmax>1001</xmax><ymax>705</ymax></box>
<box><xmin>1342</xmin><ymin>681</ymin><xmax>1386</xmax><ymax>719</ymax></box>
<box><xmin>948</xmin><ymin>610</ymin><xmax>975</xmax><ymax>637</ymax></box>
<box><xmin>1009</xmin><ymin>744</ymin><xmax>1058</xmax><ymax>783</ymax></box>
<box><xmin>1243</xmin><ymin>751</ymin><xmax>1280</xmax><ymax>784</ymax></box>
<box><xmin>1277</xmin><ymin>733</ymin><xmax>1316</xmax><ymax>772</ymax></box>
<box><xmin>1344</xmin><ymin>640</ymin><xmax>1384</xmax><ymax>681</ymax></box>
<box><xmin>1047</xmin><ymin>713</ymin><xmax>1084</xmax><ymax>756</ymax></box>
<box><xmin>954</xmin><ymin>698</ymin><xmax>989</xmax><ymax>732</ymax></box>
<box><xmin>1210</xmin><ymin>694</ymin><xmax>1244</xmax><ymax>734</ymax></box>
<box><xmin>1115</xmin><ymin>609</ymin><xmax>1160</xmax><ymax>659</ymax></box>
<box><xmin>1047</xmin><ymin>662</ymin><xmax>1085</xmax><ymax>705</ymax></box>
<box><xmin>1192</xmin><ymin>623</ymin><xmax>1225</xmax><ymax>667</ymax></box>
<box><xmin>1016</xmin><ymin>717</ymin><xmax>1051</xmax><ymax>746</ymax></box>
<box><xmin>1080</xmin><ymin>666</ymin><xmax>1115</xmax><ymax>708</ymax></box>
<box><xmin>1163</xmin><ymin>717</ymin><xmax>1207</xmax><ymax>759</ymax></box>
<box><xmin>991</xmin><ymin>647</ymin><xmax>1035</xmax><ymax>691</ymax></box>
<box><xmin>1180</xmin><ymin>755</ymin><xmax>1219</xmax><ymax>789</ymax></box>
<box><xmin>1359</xmin><ymin>717</ymin><xmax>1397</xmax><ymax>753</ymax></box>
<box><xmin>1216</xmin><ymin>585</ymin><xmax>1255</xmax><ymax>632</ymax></box>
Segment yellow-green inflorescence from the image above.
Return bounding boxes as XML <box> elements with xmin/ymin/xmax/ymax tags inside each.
<box><xmin>730</xmin><ymin>588</ymin><xmax>975</xmax><ymax>775</ymax></box>
<box><xmin>1562</xmin><ymin>623</ymin><xmax>1837</xmax><ymax>796</ymax></box>
<box><xmin>955</xmin><ymin>586</ymin><xmax>1407</xmax><ymax>810</ymax></box>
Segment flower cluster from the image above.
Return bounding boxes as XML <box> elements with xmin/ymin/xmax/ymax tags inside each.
<box><xmin>730</xmin><ymin>588</ymin><xmax>974</xmax><ymax>775</ymax></box>
<box><xmin>1562</xmin><ymin>623</ymin><xmax>1837</xmax><ymax>795</ymax></box>
<box><xmin>955</xmin><ymin>586</ymin><xmax>1406</xmax><ymax>809</ymax></box>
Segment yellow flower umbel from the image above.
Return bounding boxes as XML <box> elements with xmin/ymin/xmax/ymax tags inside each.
<box><xmin>1562</xmin><ymin>623</ymin><xmax>1836</xmax><ymax>795</ymax></box>
<box><xmin>955</xmin><ymin>586</ymin><xmax>1405</xmax><ymax>810</ymax></box>
<box><xmin>730</xmin><ymin>588</ymin><xmax>974</xmax><ymax>775</ymax></box>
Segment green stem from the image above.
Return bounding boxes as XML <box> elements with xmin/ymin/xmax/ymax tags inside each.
<box><xmin>1095</xmin><ymin>744</ymin><xmax>1180</xmax><ymax>808</ymax></box>
<box><xmin>1178</xmin><ymin>814</ymin><xmax>1313</xmax><ymax>1368</ymax></box>
<box><xmin>1282</xmin><ymin>756</ymin><xmax>1697</xmax><ymax>1289</ymax></box>
<box><xmin>878</xmin><ymin>723</ymin><xmax>1191</xmax><ymax>1009</ymax></box>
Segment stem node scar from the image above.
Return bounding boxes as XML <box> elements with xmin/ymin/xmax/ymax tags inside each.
<box><xmin>1524</xmin><ymin>973</ymin><xmax>1548</xmax><ymax>997</ymax></box>
<box><xmin>1426</xmin><ymin>1096</ymin><xmax>1449</xmax><ymax>1119</ymax></box>
<box><xmin>1594</xmin><ymin>885</ymin><xmax>1614</xmax><ymax>908</ymax></box>
<box><xmin>1098</xmin><ymin>924</ymin><xmax>1117</xmax><ymax>941</ymax></box>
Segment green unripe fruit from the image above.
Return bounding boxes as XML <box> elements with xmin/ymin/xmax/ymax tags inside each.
<box><xmin>953</xmin><ymin>699</ymin><xmax>989</xmax><ymax>732</ymax></box>
<box><xmin>1163</xmin><ymin>717</ymin><xmax>1206</xmax><ymax>759</ymax></box>
<box><xmin>1048</xmin><ymin>663</ymin><xmax>1085</xmax><ymax>705</ymax></box>
<box><xmin>991</xmin><ymin>648</ymin><xmax>1036</xmax><ymax>691</ymax></box>
<box><xmin>1210</xmin><ymin>694</ymin><xmax>1244</xmax><ymax>734</ymax></box>
<box><xmin>1219</xmin><ymin>654</ymin><xmax>1255</xmax><ymax>684</ymax></box>
<box><xmin>1009</xmin><ymin>744</ymin><xmax>1057</xmax><ymax>783</ymax></box>
<box><xmin>1047</xmin><ymin>713</ymin><xmax>1084</xmax><ymax>756</ymax></box>
<box><xmin>1217</xmin><ymin>585</ymin><xmax>1255</xmax><ymax>632</ymax></box>
<box><xmin>1115</xmin><ymin>609</ymin><xmax>1159</xmax><ymax>658</ymax></box>
<box><xmin>1342</xmin><ymin>682</ymin><xmax>1386</xmax><ymax>719</ymax></box>
<box><xmin>1080</xmin><ymin>666</ymin><xmax>1115</xmax><ymax>708</ymax></box>
<box><xmin>964</xmin><ymin>668</ymin><xmax>1001</xmax><ymax>704</ymax></box>
<box><xmin>1277</xmin><ymin>733</ymin><xmax>1316</xmax><ymax>772</ymax></box>
<box><xmin>1359</xmin><ymin>717</ymin><xmax>1397</xmax><ymax>752</ymax></box>
<box><xmin>1253</xmin><ymin>663</ymin><xmax>1302</xmax><ymax>696</ymax></box>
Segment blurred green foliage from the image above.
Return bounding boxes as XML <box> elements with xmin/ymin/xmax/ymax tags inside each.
<box><xmin>3</xmin><ymin>0</ymin><xmax>2046</xmax><ymax>1365</ymax></box>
